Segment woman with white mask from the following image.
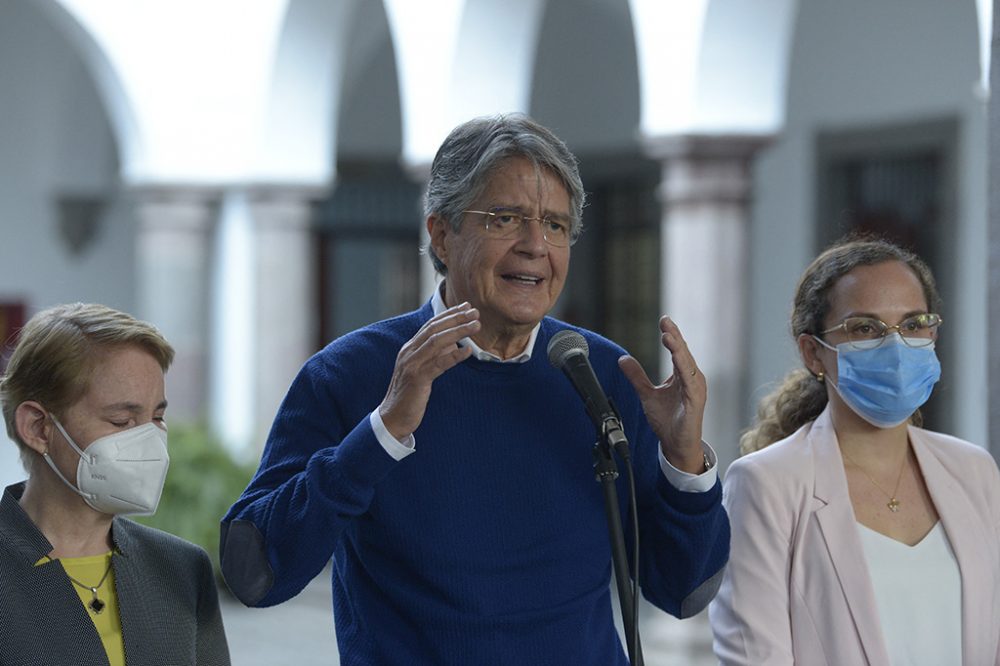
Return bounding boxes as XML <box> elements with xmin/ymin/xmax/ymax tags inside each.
<box><xmin>0</xmin><ymin>303</ymin><xmax>231</xmax><ymax>665</ymax></box>
<box><xmin>709</xmin><ymin>238</ymin><xmax>1000</xmax><ymax>665</ymax></box>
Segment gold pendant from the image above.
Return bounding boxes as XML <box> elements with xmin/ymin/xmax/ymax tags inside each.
<box><xmin>887</xmin><ymin>498</ymin><xmax>900</xmax><ymax>512</ymax></box>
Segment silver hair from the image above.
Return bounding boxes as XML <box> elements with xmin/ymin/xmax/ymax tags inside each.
<box><xmin>423</xmin><ymin>114</ymin><xmax>586</xmax><ymax>275</ymax></box>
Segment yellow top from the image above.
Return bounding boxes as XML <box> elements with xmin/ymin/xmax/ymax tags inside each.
<box><xmin>36</xmin><ymin>552</ymin><xmax>126</xmax><ymax>666</ymax></box>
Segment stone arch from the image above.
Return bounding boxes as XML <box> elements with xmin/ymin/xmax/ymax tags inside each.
<box><xmin>0</xmin><ymin>0</ymin><xmax>133</xmax><ymax>305</ymax></box>
<box><xmin>628</xmin><ymin>0</ymin><xmax>798</xmax><ymax>137</ymax></box>
<box><xmin>336</xmin><ymin>0</ymin><xmax>403</xmax><ymax>162</ymax></box>
<box><xmin>693</xmin><ymin>0</ymin><xmax>799</xmax><ymax>133</ymax></box>
<box><xmin>256</xmin><ymin>0</ymin><xmax>365</xmax><ymax>185</ymax></box>
<box><xmin>529</xmin><ymin>0</ymin><xmax>641</xmax><ymax>152</ymax></box>
<box><xmin>36</xmin><ymin>0</ymin><xmax>137</xmax><ymax>169</ymax></box>
<box><xmin>450</xmin><ymin>0</ymin><xmax>547</xmax><ymax>125</ymax></box>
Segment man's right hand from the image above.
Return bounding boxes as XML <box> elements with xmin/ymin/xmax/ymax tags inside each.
<box><xmin>378</xmin><ymin>302</ymin><xmax>480</xmax><ymax>441</ymax></box>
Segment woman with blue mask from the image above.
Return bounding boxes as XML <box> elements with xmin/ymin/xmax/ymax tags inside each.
<box><xmin>709</xmin><ymin>238</ymin><xmax>1000</xmax><ymax>665</ymax></box>
<box><xmin>0</xmin><ymin>303</ymin><xmax>231</xmax><ymax>665</ymax></box>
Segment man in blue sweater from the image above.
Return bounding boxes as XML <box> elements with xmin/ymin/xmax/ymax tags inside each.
<box><xmin>221</xmin><ymin>114</ymin><xmax>729</xmax><ymax>664</ymax></box>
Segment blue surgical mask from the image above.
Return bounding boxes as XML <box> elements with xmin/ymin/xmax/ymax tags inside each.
<box><xmin>815</xmin><ymin>333</ymin><xmax>941</xmax><ymax>428</ymax></box>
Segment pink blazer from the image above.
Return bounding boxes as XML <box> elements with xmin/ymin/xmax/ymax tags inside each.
<box><xmin>709</xmin><ymin>406</ymin><xmax>1000</xmax><ymax>665</ymax></box>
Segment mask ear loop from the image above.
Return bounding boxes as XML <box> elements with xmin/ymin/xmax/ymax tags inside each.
<box><xmin>51</xmin><ymin>417</ymin><xmax>93</xmax><ymax>463</ymax></box>
<box><xmin>811</xmin><ymin>334</ymin><xmax>837</xmax><ymax>352</ymax></box>
<box><xmin>809</xmin><ymin>335</ymin><xmax>837</xmax><ymax>386</ymax></box>
<box><xmin>43</xmin><ymin>416</ymin><xmax>97</xmax><ymax>501</ymax></box>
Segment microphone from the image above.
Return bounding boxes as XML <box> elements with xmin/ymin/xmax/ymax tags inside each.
<box><xmin>547</xmin><ymin>330</ymin><xmax>629</xmax><ymax>455</ymax></box>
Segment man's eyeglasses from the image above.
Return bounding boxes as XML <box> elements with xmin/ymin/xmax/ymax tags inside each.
<box><xmin>462</xmin><ymin>209</ymin><xmax>577</xmax><ymax>248</ymax></box>
<box><xmin>818</xmin><ymin>313</ymin><xmax>942</xmax><ymax>350</ymax></box>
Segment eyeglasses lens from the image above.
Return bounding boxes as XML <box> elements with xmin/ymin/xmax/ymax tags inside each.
<box><xmin>482</xmin><ymin>211</ymin><xmax>572</xmax><ymax>247</ymax></box>
<box><xmin>843</xmin><ymin>314</ymin><xmax>940</xmax><ymax>348</ymax></box>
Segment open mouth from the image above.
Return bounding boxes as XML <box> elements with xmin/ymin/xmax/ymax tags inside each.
<box><xmin>502</xmin><ymin>273</ymin><xmax>543</xmax><ymax>285</ymax></box>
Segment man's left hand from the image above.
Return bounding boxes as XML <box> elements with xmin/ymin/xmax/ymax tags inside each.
<box><xmin>618</xmin><ymin>316</ymin><xmax>707</xmax><ymax>474</ymax></box>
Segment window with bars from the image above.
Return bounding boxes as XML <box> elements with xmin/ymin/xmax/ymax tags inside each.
<box><xmin>315</xmin><ymin>165</ymin><xmax>423</xmax><ymax>344</ymax></box>
<box><xmin>564</xmin><ymin>159</ymin><xmax>661</xmax><ymax>374</ymax></box>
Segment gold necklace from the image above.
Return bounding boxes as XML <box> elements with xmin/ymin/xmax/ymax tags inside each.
<box><xmin>841</xmin><ymin>447</ymin><xmax>908</xmax><ymax>513</ymax></box>
<box><xmin>45</xmin><ymin>554</ymin><xmax>113</xmax><ymax>614</ymax></box>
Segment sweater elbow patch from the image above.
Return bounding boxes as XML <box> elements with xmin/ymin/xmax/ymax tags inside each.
<box><xmin>220</xmin><ymin>519</ymin><xmax>274</xmax><ymax>606</ymax></box>
<box><xmin>679</xmin><ymin>564</ymin><xmax>726</xmax><ymax>618</ymax></box>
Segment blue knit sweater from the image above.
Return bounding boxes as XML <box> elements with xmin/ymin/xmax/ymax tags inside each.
<box><xmin>222</xmin><ymin>303</ymin><xmax>729</xmax><ymax>665</ymax></box>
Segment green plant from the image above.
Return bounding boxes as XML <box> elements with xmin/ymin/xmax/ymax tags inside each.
<box><xmin>134</xmin><ymin>424</ymin><xmax>255</xmax><ymax>573</ymax></box>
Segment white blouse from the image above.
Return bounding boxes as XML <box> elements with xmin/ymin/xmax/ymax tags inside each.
<box><xmin>857</xmin><ymin>521</ymin><xmax>962</xmax><ymax>665</ymax></box>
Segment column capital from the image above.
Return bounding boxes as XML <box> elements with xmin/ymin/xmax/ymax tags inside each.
<box><xmin>641</xmin><ymin>133</ymin><xmax>773</xmax><ymax>162</ymax></box>
<box><xmin>243</xmin><ymin>185</ymin><xmax>330</xmax><ymax>233</ymax></box>
<box><xmin>127</xmin><ymin>183</ymin><xmax>224</xmax><ymax>204</ymax></box>
<box><xmin>128</xmin><ymin>185</ymin><xmax>221</xmax><ymax>234</ymax></box>
<box><xmin>127</xmin><ymin>183</ymin><xmax>334</xmax><ymax>205</ymax></box>
<box><xmin>643</xmin><ymin>133</ymin><xmax>774</xmax><ymax>207</ymax></box>
<box><xmin>243</xmin><ymin>183</ymin><xmax>333</xmax><ymax>204</ymax></box>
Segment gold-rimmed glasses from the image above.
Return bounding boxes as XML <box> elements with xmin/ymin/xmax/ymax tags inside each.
<box><xmin>819</xmin><ymin>313</ymin><xmax>942</xmax><ymax>349</ymax></box>
<box><xmin>462</xmin><ymin>208</ymin><xmax>577</xmax><ymax>247</ymax></box>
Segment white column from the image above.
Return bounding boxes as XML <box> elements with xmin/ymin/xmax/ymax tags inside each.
<box><xmin>646</xmin><ymin>135</ymin><xmax>769</xmax><ymax>469</ymax></box>
<box><xmin>245</xmin><ymin>186</ymin><xmax>322</xmax><ymax>457</ymax></box>
<box><xmin>132</xmin><ymin>187</ymin><xmax>218</xmax><ymax>424</ymax></box>
<box><xmin>210</xmin><ymin>191</ymin><xmax>256</xmax><ymax>457</ymax></box>
<box><xmin>635</xmin><ymin>134</ymin><xmax>767</xmax><ymax>662</ymax></box>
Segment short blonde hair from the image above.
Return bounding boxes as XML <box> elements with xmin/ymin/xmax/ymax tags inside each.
<box><xmin>1</xmin><ymin>303</ymin><xmax>174</xmax><ymax>455</ymax></box>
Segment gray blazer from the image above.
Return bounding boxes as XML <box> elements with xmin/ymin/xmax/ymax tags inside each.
<box><xmin>0</xmin><ymin>483</ymin><xmax>231</xmax><ymax>666</ymax></box>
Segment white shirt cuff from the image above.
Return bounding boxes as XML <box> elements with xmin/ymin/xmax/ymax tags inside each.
<box><xmin>658</xmin><ymin>441</ymin><xmax>718</xmax><ymax>493</ymax></box>
<box><xmin>370</xmin><ymin>410</ymin><xmax>416</xmax><ymax>461</ymax></box>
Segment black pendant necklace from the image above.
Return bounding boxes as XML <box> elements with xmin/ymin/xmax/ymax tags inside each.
<box><xmin>46</xmin><ymin>555</ymin><xmax>113</xmax><ymax>614</ymax></box>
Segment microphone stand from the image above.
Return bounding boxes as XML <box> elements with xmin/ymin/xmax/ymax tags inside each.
<box><xmin>592</xmin><ymin>422</ymin><xmax>644</xmax><ymax>666</ymax></box>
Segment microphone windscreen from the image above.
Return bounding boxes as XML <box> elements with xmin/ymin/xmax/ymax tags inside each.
<box><xmin>547</xmin><ymin>330</ymin><xmax>590</xmax><ymax>369</ymax></box>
